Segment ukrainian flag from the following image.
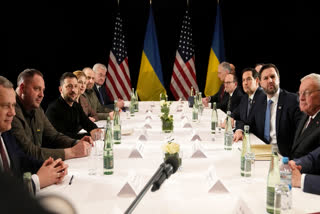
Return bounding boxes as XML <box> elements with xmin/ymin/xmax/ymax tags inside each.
<box><xmin>137</xmin><ymin>6</ymin><xmax>166</xmax><ymax>101</ymax></box>
<box><xmin>204</xmin><ymin>4</ymin><xmax>225</xmax><ymax>97</ymax></box>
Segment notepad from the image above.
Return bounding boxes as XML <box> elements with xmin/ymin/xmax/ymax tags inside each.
<box><xmin>251</xmin><ymin>144</ymin><xmax>272</xmax><ymax>161</ymax></box>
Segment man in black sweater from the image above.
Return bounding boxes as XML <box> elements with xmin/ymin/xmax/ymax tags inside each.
<box><xmin>46</xmin><ymin>72</ymin><xmax>101</xmax><ymax>140</ymax></box>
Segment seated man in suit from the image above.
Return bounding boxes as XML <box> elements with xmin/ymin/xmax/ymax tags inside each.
<box><xmin>0</xmin><ymin>76</ymin><xmax>68</xmax><ymax>194</ymax></box>
<box><xmin>93</xmin><ymin>63</ymin><xmax>124</xmax><ymax>110</ymax></box>
<box><xmin>218</xmin><ymin>73</ymin><xmax>243</xmax><ymax>113</ymax></box>
<box><xmin>291</xmin><ymin>73</ymin><xmax>320</xmax><ymax>159</ymax></box>
<box><xmin>46</xmin><ymin>72</ymin><xmax>101</xmax><ymax>140</ymax></box>
<box><xmin>202</xmin><ymin>61</ymin><xmax>232</xmax><ymax>108</ymax></box>
<box><xmin>248</xmin><ymin>64</ymin><xmax>303</xmax><ymax>157</ymax></box>
<box><xmin>233</xmin><ymin>68</ymin><xmax>266</xmax><ymax>141</ymax></box>
<box><xmin>11</xmin><ymin>69</ymin><xmax>92</xmax><ymax>161</ymax></box>
<box><xmin>289</xmin><ymin>146</ymin><xmax>320</xmax><ymax>195</ymax></box>
<box><xmin>83</xmin><ymin>67</ymin><xmax>113</xmax><ymax>120</ymax></box>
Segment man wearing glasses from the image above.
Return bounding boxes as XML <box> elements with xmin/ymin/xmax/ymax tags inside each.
<box><xmin>291</xmin><ymin>73</ymin><xmax>320</xmax><ymax>159</ymax></box>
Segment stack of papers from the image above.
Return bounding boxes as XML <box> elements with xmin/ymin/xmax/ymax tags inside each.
<box><xmin>250</xmin><ymin>144</ymin><xmax>272</xmax><ymax>161</ymax></box>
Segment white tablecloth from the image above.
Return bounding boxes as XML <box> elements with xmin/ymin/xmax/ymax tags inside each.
<box><xmin>39</xmin><ymin>101</ymin><xmax>320</xmax><ymax>214</ymax></box>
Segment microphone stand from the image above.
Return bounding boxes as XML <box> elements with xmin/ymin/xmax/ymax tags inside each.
<box><xmin>124</xmin><ymin>163</ymin><xmax>165</xmax><ymax>214</ymax></box>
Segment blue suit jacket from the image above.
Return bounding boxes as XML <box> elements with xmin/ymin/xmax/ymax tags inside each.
<box><xmin>94</xmin><ymin>84</ymin><xmax>115</xmax><ymax>109</ymax></box>
<box><xmin>232</xmin><ymin>87</ymin><xmax>266</xmax><ymax>131</ymax></box>
<box><xmin>291</xmin><ymin>113</ymin><xmax>320</xmax><ymax>159</ymax></box>
<box><xmin>248</xmin><ymin>89</ymin><xmax>303</xmax><ymax>157</ymax></box>
<box><xmin>295</xmin><ymin>146</ymin><xmax>320</xmax><ymax>195</ymax></box>
<box><xmin>2</xmin><ymin>131</ymin><xmax>42</xmax><ymax>178</ymax></box>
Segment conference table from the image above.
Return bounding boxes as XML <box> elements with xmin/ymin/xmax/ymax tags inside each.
<box><xmin>39</xmin><ymin>101</ymin><xmax>320</xmax><ymax>214</ymax></box>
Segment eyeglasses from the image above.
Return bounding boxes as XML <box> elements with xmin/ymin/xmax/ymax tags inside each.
<box><xmin>297</xmin><ymin>89</ymin><xmax>320</xmax><ymax>97</ymax></box>
<box><xmin>224</xmin><ymin>81</ymin><xmax>235</xmax><ymax>85</ymax></box>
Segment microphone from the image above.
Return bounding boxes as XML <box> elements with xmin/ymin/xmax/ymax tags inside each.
<box><xmin>151</xmin><ymin>156</ymin><xmax>180</xmax><ymax>192</ymax></box>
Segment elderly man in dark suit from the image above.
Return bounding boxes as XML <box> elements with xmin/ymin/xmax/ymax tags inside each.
<box><xmin>291</xmin><ymin>73</ymin><xmax>320</xmax><ymax>159</ymax></box>
<box><xmin>289</xmin><ymin>146</ymin><xmax>320</xmax><ymax>195</ymax></box>
<box><xmin>248</xmin><ymin>64</ymin><xmax>303</xmax><ymax>157</ymax></box>
<box><xmin>233</xmin><ymin>68</ymin><xmax>266</xmax><ymax>141</ymax></box>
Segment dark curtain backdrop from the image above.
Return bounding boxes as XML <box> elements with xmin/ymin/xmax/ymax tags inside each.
<box><xmin>3</xmin><ymin>0</ymin><xmax>318</xmax><ymax>109</ymax></box>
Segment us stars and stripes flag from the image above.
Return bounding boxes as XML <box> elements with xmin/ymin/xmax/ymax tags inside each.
<box><xmin>170</xmin><ymin>9</ymin><xmax>199</xmax><ymax>101</ymax></box>
<box><xmin>107</xmin><ymin>11</ymin><xmax>132</xmax><ymax>101</ymax></box>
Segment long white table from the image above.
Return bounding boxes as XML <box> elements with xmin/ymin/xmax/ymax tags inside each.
<box><xmin>39</xmin><ymin>101</ymin><xmax>320</xmax><ymax>214</ymax></box>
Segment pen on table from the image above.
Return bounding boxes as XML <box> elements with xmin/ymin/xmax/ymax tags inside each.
<box><xmin>69</xmin><ymin>175</ymin><xmax>74</xmax><ymax>185</ymax></box>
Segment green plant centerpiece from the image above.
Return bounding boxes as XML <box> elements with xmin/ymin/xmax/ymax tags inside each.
<box><xmin>160</xmin><ymin>100</ymin><xmax>173</xmax><ymax>133</ymax></box>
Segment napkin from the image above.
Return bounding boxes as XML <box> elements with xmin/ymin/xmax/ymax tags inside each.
<box><xmin>117</xmin><ymin>182</ymin><xmax>137</xmax><ymax>197</ymax></box>
<box><xmin>190</xmin><ymin>131</ymin><xmax>202</xmax><ymax>141</ymax></box>
<box><xmin>206</xmin><ymin>166</ymin><xmax>229</xmax><ymax>193</ymax></box>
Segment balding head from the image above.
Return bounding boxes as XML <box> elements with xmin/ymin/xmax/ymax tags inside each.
<box><xmin>83</xmin><ymin>67</ymin><xmax>95</xmax><ymax>90</ymax></box>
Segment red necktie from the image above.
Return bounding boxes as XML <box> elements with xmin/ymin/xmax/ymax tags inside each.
<box><xmin>0</xmin><ymin>136</ymin><xmax>10</xmax><ymax>172</ymax></box>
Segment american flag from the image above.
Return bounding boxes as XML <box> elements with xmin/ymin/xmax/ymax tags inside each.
<box><xmin>107</xmin><ymin>11</ymin><xmax>132</xmax><ymax>101</ymax></box>
<box><xmin>170</xmin><ymin>10</ymin><xmax>199</xmax><ymax>101</ymax></box>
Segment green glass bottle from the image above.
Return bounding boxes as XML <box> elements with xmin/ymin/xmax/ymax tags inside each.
<box><xmin>130</xmin><ymin>88</ymin><xmax>135</xmax><ymax>116</ymax></box>
<box><xmin>211</xmin><ymin>102</ymin><xmax>218</xmax><ymax>134</ymax></box>
<box><xmin>224</xmin><ymin>111</ymin><xmax>233</xmax><ymax>150</ymax></box>
<box><xmin>23</xmin><ymin>172</ymin><xmax>35</xmax><ymax>196</ymax></box>
<box><xmin>103</xmin><ymin>118</ymin><xmax>114</xmax><ymax>175</ymax></box>
<box><xmin>192</xmin><ymin>95</ymin><xmax>198</xmax><ymax>122</ymax></box>
<box><xmin>266</xmin><ymin>143</ymin><xmax>280</xmax><ymax>214</ymax></box>
<box><xmin>241</xmin><ymin>125</ymin><xmax>251</xmax><ymax>176</ymax></box>
<box><xmin>134</xmin><ymin>90</ymin><xmax>139</xmax><ymax>112</ymax></box>
<box><xmin>113</xmin><ymin>101</ymin><xmax>121</xmax><ymax>144</ymax></box>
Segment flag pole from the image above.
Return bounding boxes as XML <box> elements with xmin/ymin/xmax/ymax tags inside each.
<box><xmin>117</xmin><ymin>0</ymin><xmax>119</xmax><ymax>6</ymax></box>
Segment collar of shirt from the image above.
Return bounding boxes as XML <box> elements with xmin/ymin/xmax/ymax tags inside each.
<box><xmin>248</xmin><ymin>88</ymin><xmax>258</xmax><ymax>100</ymax></box>
<box><xmin>96</xmin><ymin>84</ymin><xmax>101</xmax><ymax>90</ymax></box>
<box><xmin>311</xmin><ymin>109</ymin><xmax>320</xmax><ymax>119</ymax></box>
<box><xmin>267</xmin><ymin>88</ymin><xmax>280</xmax><ymax>105</ymax></box>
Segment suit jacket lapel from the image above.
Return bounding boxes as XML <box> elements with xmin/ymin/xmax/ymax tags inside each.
<box><xmin>292</xmin><ymin>114</ymin><xmax>311</xmax><ymax>151</ymax></box>
<box><xmin>275</xmin><ymin>90</ymin><xmax>284</xmax><ymax>139</ymax></box>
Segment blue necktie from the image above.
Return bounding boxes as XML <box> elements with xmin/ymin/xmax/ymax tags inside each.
<box><xmin>247</xmin><ymin>98</ymin><xmax>252</xmax><ymax>118</ymax></box>
<box><xmin>98</xmin><ymin>87</ymin><xmax>104</xmax><ymax>105</ymax></box>
<box><xmin>264</xmin><ymin>99</ymin><xmax>273</xmax><ymax>142</ymax></box>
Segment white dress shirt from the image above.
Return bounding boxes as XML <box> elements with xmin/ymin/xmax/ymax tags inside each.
<box><xmin>268</xmin><ymin>88</ymin><xmax>280</xmax><ymax>145</ymax></box>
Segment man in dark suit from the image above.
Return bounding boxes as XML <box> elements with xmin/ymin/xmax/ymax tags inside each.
<box><xmin>291</xmin><ymin>73</ymin><xmax>320</xmax><ymax>159</ymax></box>
<box><xmin>217</xmin><ymin>73</ymin><xmax>243</xmax><ymax>113</ymax></box>
<box><xmin>289</xmin><ymin>146</ymin><xmax>320</xmax><ymax>195</ymax></box>
<box><xmin>248</xmin><ymin>64</ymin><xmax>303</xmax><ymax>157</ymax></box>
<box><xmin>202</xmin><ymin>61</ymin><xmax>232</xmax><ymax>108</ymax></box>
<box><xmin>0</xmin><ymin>76</ymin><xmax>68</xmax><ymax>193</ymax></box>
<box><xmin>93</xmin><ymin>63</ymin><xmax>124</xmax><ymax>110</ymax></box>
<box><xmin>233</xmin><ymin>68</ymin><xmax>266</xmax><ymax>141</ymax></box>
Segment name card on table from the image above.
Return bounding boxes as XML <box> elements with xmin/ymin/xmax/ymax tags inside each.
<box><xmin>206</xmin><ymin>166</ymin><xmax>229</xmax><ymax>193</ymax></box>
<box><xmin>128</xmin><ymin>141</ymin><xmax>144</xmax><ymax>158</ymax></box>
<box><xmin>117</xmin><ymin>171</ymin><xmax>142</xmax><ymax>197</ymax></box>
<box><xmin>232</xmin><ymin>197</ymin><xmax>253</xmax><ymax>214</ymax></box>
<box><xmin>191</xmin><ymin>140</ymin><xmax>207</xmax><ymax>158</ymax></box>
<box><xmin>182</xmin><ymin>117</ymin><xmax>192</xmax><ymax>128</ymax></box>
<box><xmin>190</xmin><ymin>130</ymin><xmax>202</xmax><ymax>141</ymax></box>
<box><xmin>137</xmin><ymin>128</ymin><xmax>148</xmax><ymax>141</ymax></box>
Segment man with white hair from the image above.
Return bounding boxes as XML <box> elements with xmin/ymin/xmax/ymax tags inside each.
<box><xmin>92</xmin><ymin>63</ymin><xmax>124</xmax><ymax>109</ymax></box>
<box><xmin>291</xmin><ymin>73</ymin><xmax>320</xmax><ymax>159</ymax></box>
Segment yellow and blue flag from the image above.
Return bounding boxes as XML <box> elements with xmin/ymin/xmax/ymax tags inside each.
<box><xmin>137</xmin><ymin>6</ymin><xmax>166</xmax><ymax>101</ymax></box>
<box><xmin>204</xmin><ymin>4</ymin><xmax>225</xmax><ymax>97</ymax></box>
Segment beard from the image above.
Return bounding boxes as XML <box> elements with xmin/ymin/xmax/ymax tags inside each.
<box><xmin>264</xmin><ymin>84</ymin><xmax>279</xmax><ymax>96</ymax></box>
<box><xmin>64</xmin><ymin>93</ymin><xmax>77</xmax><ymax>103</ymax></box>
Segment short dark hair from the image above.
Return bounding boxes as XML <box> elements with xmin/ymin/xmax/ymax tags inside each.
<box><xmin>17</xmin><ymin>68</ymin><xmax>43</xmax><ymax>86</ymax></box>
<box><xmin>259</xmin><ymin>63</ymin><xmax>280</xmax><ymax>80</ymax></box>
<box><xmin>60</xmin><ymin>72</ymin><xmax>78</xmax><ymax>86</ymax></box>
<box><xmin>227</xmin><ymin>73</ymin><xmax>238</xmax><ymax>83</ymax></box>
<box><xmin>0</xmin><ymin>76</ymin><xmax>13</xmax><ymax>89</ymax></box>
<box><xmin>242</xmin><ymin>67</ymin><xmax>259</xmax><ymax>79</ymax></box>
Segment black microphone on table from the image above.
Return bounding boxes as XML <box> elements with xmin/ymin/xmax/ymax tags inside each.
<box><xmin>124</xmin><ymin>156</ymin><xmax>180</xmax><ymax>214</ymax></box>
<box><xmin>151</xmin><ymin>156</ymin><xmax>180</xmax><ymax>192</ymax></box>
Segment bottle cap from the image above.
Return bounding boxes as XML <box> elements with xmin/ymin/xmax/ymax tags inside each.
<box><xmin>282</xmin><ymin>157</ymin><xmax>289</xmax><ymax>164</ymax></box>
